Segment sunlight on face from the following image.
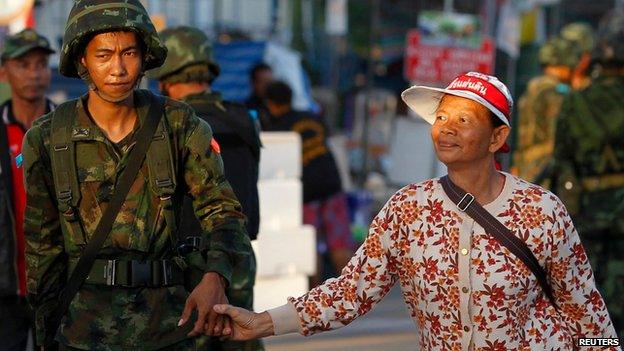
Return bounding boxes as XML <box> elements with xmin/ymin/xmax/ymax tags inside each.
<box><xmin>430</xmin><ymin>94</ymin><xmax>509</xmax><ymax>167</ymax></box>
<box><xmin>80</xmin><ymin>31</ymin><xmax>143</xmax><ymax>99</ymax></box>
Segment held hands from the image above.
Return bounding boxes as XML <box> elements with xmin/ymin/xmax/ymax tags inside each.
<box><xmin>178</xmin><ymin>272</ymin><xmax>231</xmax><ymax>337</ymax></box>
<box><xmin>212</xmin><ymin>304</ymin><xmax>275</xmax><ymax>341</ymax></box>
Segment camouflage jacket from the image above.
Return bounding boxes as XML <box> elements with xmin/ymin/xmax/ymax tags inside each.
<box><xmin>513</xmin><ymin>74</ymin><xmax>568</xmax><ymax>183</ymax></box>
<box><xmin>22</xmin><ymin>89</ymin><xmax>251</xmax><ymax>350</ymax></box>
<box><xmin>553</xmin><ymin>76</ymin><xmax>624</xmax><ymax>232</ymax></box>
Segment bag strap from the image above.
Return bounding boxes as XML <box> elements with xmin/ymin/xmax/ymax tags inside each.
<box><xmin>45</xmin><ymin>94</ymin><xmax>165</xmax><ymax>345</ymax></box>
<box><xmin>439</xmin><ymin>175</ymin><xmax>557</xmax><ymax>307</ymax></box>
<box><xmin>50</xmin><ymin>101</ymin><xmax>81</xmax><ymax>213</ymax></box>
<box><xmin>146</xmin><ymin>111</ymin><xmax>179</xmax><ymax>246</ymax></box>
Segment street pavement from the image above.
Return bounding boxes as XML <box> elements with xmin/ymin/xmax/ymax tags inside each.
<box><xmin>263</xmin><ymin>286</ymin><xmax>419</xmax><ymax>351</ymax></box>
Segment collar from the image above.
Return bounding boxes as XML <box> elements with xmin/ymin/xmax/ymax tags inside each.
<box><xmin>183</xmin><ymin>91</ymin><xmax>221</xmax><ymax>104</ymax></box>
<box><xmin>1</xmin><ymin>98</ymin><xmax>55</xmax><ymax>130</ymax></box>
<box><xmin>71</xmin><ymin>90</ymin><xmax>150</xmax><ymax>143</ymax></box>
<box><xmin>183</xmin><ymin>91</ymin><xmax>227</xmax><ymax>112</ymax></box>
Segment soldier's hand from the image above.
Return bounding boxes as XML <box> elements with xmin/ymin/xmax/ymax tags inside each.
<box><xmin>213</xmin><ymin>304</ymin><xmax>275</xmax><ymax>341</ymax></box>
<box><xmin>179</xmin><ymin>272</ymin><xmax>229</xmax><ymax>337</ymax></box>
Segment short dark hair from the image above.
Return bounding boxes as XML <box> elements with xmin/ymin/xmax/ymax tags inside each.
<box><xmin>265</xmin><ymin>80</ymin><xmax>292</xmax><ymax>105</ymax></box>
<box><xmin>250</xmin><ymin>62</ymin><xmax>271</xmax><ymax>82</ymax></box>
<box><xmin>490</xmin><ymin>112</ymin><xmax>506</xmax><ymax>128</ymax></box>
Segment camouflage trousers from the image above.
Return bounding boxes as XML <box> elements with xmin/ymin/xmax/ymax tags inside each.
<box><xmin>59</xmin><ymin>338</ymin><xmax>196</xmax><ymax>350</ymax></box>
<box><xmin>196</xmin><ymin>250</ymin><xmax>264</xmax><ymax>351</ymax></box>
<box><xmin>580</xmin><ymin>227</ymin><xmax>624</xmax><ymax>338</ymax></box>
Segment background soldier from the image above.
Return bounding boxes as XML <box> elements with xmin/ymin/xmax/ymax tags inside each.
<box><xmin>0</xmin><ymin>28</ymin><xmax>54</xmax><ymax>351</ymax></box>
<box><xmin>22</xmin><ymin>1</ymin><xmax>252</xmax><ymax>349</ymax></box>
<box><xmin>553</xmin><ymin>15</ymin><xmax>624</xmax><ymax>338</ymax></box>
<box><xmin>513</xmin><ymin>36</ymin><xmax>575</xmax><ymax>184</ymax></box>
<box><xmin>149</xmin><ymin>26</ymin><xmax>263</xmax><ymax>351</ymax></box>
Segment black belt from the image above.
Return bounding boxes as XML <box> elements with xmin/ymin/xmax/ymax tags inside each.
<box><xmin>81</xmin><ymin>259</ymin><xmax>184</xmax><ymax>288</ymax></box>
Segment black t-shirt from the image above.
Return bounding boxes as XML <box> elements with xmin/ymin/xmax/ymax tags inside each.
<box><xmin>265</xmin><ymin>110</ymin><xmax>342</xmax><ymax>203</ymax></box>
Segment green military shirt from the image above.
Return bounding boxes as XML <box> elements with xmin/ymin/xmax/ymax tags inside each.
<box><xmin>553</xmin><ymin>75</ymin><xmax>624</xmax><ymax>337</ymax></box>
<box><xmin>22</xmin><ymin>89</ymin><xmax>251</xmax><ymax>350</ymax></box>
<box><xmin>513</xmin><ymin>74</ymin><xmax>568</xmax><ymax>183</ymax></box>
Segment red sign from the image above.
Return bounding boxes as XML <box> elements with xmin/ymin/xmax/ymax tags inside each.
<box><xmin>404</xmin><ymin>30</ymin><xmax>495</xmax><ymax>85</ymax></box>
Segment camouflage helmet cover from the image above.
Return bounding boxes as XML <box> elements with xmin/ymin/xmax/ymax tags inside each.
<box><xmin>1</xmin><ymin>29</ymin><xmax>55</xmax><ymax>60</ymax></box>
<box><xmin>147</xmin><ymin>26</ymin><xmax>220</xmax><ymax>82</ymax></box>
<box><xmin>560</xmin><ymin>22</ymin><xmax>596</xmax><ymax>53</ymax></box>
<box><xmin>59</xmin><ymin>0</ymin><xmax>167</xmax><ymax>78</ymax></box>
<box><xmin>538</xmin><ymin>36</ymin><xmax>579</xmax><ymax>67</ymax></box>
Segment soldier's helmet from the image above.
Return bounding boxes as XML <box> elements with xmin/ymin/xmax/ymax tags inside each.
<box><xmin>538</xmin><ymin>37</ymin><xmax>578</xmax><ymax>67</ymax></box>
<box><xmin>560</xmin><ymin>23</ymin><xmax>596</xmax><ymax>54</ymax></box>
<box><xmin>147</xmin><ymin>26</ymin><xmax>220</xmax><ymax>84</ymax></box>
<box><xmin>59</xmin><ymin>0</ymin><xmax>167</xmax><ymax>78</ymax></box>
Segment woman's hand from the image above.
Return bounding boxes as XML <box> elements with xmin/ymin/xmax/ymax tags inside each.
<box><xmin>213</xmin><ymin>304</ymin><xmax>275</xmax><ymax>341</ymax></box>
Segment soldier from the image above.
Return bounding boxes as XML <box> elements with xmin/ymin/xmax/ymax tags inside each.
<box><xmin>512</xmin><ymin>36</ymin><xmax>575</xmax><ymax>184</ymax></box>
<box><xmin>22</xmin><ymin>1</ymin><xmax>252</xmax><ymax>350</ymax></box>
<box><xmin>553</xmin><ymin>18</ymin><xmax>624</xmax><ymax>338</ymax></box>
<box><xmin>0</xmin><ymin>28</ymin><xmax>55</xmax><ymax>351</ymax></box>
<box><xmin>148</xmin><ymin>26</ymin><xmax>262</xmax><ymax>351</ymax></box>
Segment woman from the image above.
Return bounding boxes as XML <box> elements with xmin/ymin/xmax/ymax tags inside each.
<box><xmin>211</xmin><ymin>72</ymin><xmax>618</xmax><ymax>350</ymax></box>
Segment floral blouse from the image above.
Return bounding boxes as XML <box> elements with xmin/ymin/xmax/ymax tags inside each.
<box><xmin>269</xmin><ymin>173</ymin><xmax>618</xmax><ymax>350</ymax></box>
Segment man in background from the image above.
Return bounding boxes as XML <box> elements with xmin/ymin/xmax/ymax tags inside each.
<box><xmin>0</xmin><ymin>28</ymin><xmax>54</xmax><ymax>351</ymax></box>
<box><xmin>264</xmin><ymin>81</ymin><xmax>354</xmax><ymax>284</ymax></box>
<box><xmin>246</xmin><ymin>63</ymin><xmax>273</xmax><ymax>129</ymax></box>
<box><xmin>553</xmin><ymin>16</ymin><xmax>624</xmax><ymax>338</ymax></box>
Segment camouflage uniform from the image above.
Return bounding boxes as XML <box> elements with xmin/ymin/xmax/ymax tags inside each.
<box><xmin>553</xmin><ymin>23</ymin><xmax>624</xmax><ymax>338</ymax></box>
<box><xmin>513</xmin><ymin>37</ymin><xmax>574</xmax><ymax>184</ymax></box>
<box><xmin>23</xmin><ymin>2</ymin><xmax>252</xmax><ymax>350</ymax></box>
<box><xmin>149</xmin><ymin>27</ymin><xmax>263</xmax><ymax>351</ymax></box>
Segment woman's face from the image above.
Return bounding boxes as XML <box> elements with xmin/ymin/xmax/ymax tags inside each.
<box><xmin>430</xmin><ymin>94</ymin><xmax>509</xmax><ymax>167</ymax></box>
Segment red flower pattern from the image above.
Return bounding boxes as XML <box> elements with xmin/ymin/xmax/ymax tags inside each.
<box><xmin>289</xmin><ymin>175</ymin><xmax>618</xmax><ymax>350</ymax></box>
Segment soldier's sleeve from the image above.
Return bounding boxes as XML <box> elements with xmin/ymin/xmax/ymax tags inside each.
<box><xmin>22</xmin><ymin>124</ymin><xmax>67</xmax><ymax>345</ymax></box>
<box><xmin>181</xmin><ymin>111</ymin><xmax>252</xmax><ymax>285</ymax></box>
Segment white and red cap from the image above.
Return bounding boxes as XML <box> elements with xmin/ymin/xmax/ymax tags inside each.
<box><xmin>401</xmin><ymin>72</ymin><xmax>513</xmax><ymax>152</ymax></box>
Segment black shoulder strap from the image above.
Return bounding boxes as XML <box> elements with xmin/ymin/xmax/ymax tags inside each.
<box><xmin>439</xmin><ymin>175</ymin><xmax>557</xmax><ymax>307</ymax></box>
<box><xmin>50</xmin><ymin>101</ymin><xmax>81</xmax><ymax>214</ymax></box>
<box><xmin>45</xmin><ymin>95</ymin><xmax>165</xmax><ymax>346</ymax></box>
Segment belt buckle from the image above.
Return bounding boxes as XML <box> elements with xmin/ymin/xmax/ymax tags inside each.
<box><xmin>130</xmin><ymin>261</ymin><xmax>151</xmax><ymax>287</ymax></box>
<box><xmin>105</xmin><ymin>259</ymin><xmax>117</xmax><ymax>286</ymax></box>
<box><xmin>457</xmin><ymin>193</ymin><xmax>475</xmax><ymax>212</ymax></box>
